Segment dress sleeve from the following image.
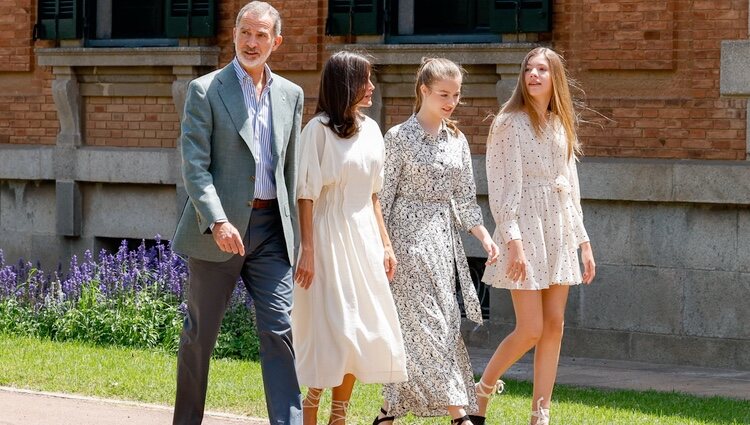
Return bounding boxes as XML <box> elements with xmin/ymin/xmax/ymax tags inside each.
<box><xmin>296</xmin><ymin>118</ymin><xmax>326</xmax><ymax>202</ymax></box>
<box><xmin>568</xmin><ymin>154</ymin><xmax>590</xmax><ymax>244</ymax></box>
<box><xmin>373</xmin><ymin>127</ymin><xmax>385</xmax><ymax>194</ymax></box>
<box><xmin>486</xmin><ymin>114</ymin><xmax>523</xmax><ymax>244</ymax></box>
<box><xmin>378</xmin><ymin>126</ymin><xmax>403</xmax><ymax>226</ymax></box>
<box><xmin>453</xmin><ymin>132</ymin><xmax>483</xmax><ymax>232</ymax></box>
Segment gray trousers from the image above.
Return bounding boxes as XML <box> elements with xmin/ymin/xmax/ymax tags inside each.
<box><xmin>173</xmin><ymin>206</ymin><xmax>302</xmax><ymax>425</ymax></box>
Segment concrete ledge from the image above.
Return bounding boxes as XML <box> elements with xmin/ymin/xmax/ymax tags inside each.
<box><xmin>332</xmin><ymin>43</ymin><xmax>536</xmax><ymax>65</ymax></box>
<box><xmin>36</xmin><ymin>47</ymin><xmax>221</xmax><ymax>67</ymax></box>
<box><xmin>0</xmin><ymin>146</ymin><xmax>55</xmax><ymax>180</ymax></box>
<box><xmin>464</xmin><ymin>322</ymin><xmax>750</xmax><ymax>370</ymax></box>
<box><xmin>0</xmin><ymin>146</ymin><xmax>179</xmax><ymax>185</ymax></box>
<box><xmin>76</xmin><ymin>148</ymin><xmax>180</xmax><ymax>184</ymax></box>
<box><xmin>720</xmin><ymin>40</ymin><xmax>750</xmax><ymax>97</ymax></box>
<box><xmin>473</xmin><ymin>156</ymin><xmax>750</xmax><ymax>205</ymax></box>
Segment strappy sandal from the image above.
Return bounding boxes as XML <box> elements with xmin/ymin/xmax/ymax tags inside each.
<box><xmin>329</xmin><ymin>399</ymin><xmax>349</xmax><ymax>424</ymax></box>
<box><xmin>530</xmin><ymin>397</ymin><xmax>550</xmax><ymax>425</ymax></box>
<box><xmin>469</xmin><ymin>379</ymin><xmax>505</xmax><ymax>425</ymax></box>
<box><xmin>372</xmin><ymin>407</ymin><xmax>395</xmax><ymax>425</ymax></box>
<box><xmin>302</xmin><ymin>388</ymin><xmax>322</xmax><ymax>425</ymax></box>
<box><xmin>451</xmin><ymin>415</ymin><xmax>472</xmax><ymax>424</ymax></box>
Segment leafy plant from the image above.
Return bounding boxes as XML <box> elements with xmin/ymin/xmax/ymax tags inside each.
<box><xmin>0</xmin><ymin>238</ymin><xmax>259</xmax><ymax>360</ymax></box>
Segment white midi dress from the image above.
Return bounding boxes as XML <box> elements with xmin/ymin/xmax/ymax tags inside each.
<box><xmin>292</xmin><ymin>114</ymin><xmax>408</xmax><ymax>388</ymax></box>
<box><xmin>482</xmin><ymin>112</ymin><xmax>590</xmax><ymax>290</ymax></box>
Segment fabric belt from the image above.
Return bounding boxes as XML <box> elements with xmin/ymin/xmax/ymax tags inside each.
<box><xmin>252</xmin><ymin>198</ymin><xmax>277</xmax><ymax>209</ymax></box>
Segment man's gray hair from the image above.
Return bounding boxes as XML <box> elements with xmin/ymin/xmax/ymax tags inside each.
<box><xmin>236</xmin><ymin>1</ymin><xmax>282</xmax><ymax>37</ymax></box>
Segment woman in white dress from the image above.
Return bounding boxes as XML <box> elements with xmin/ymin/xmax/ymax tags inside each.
<box><xmin>292</xmin><ymin>51</ymin><xmax>408</xmax><ymax>425</ymax></box>
<box><xmin>374</xmin><ymin>58</ymin><xmax>499</xmax><ymax>425</ymax></box>
<box><xmin>475</xmin><ymin>47</ymin><xmax>597</xmax><ymax>425</ymax></box>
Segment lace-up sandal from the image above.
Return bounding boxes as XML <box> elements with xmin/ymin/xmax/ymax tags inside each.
<box><xmin>329</xmin><ymin>399</ymin><xmax>349</xmax><ymax>424</ymax></box>
<box><xmin>451</xmin><ymin>415</ymin><xmax>472</xmax><ymax>424</ymax></box>
<box><xmin>302</xmin><ymin>388</ymin><xmax>322</xmax><ymax>425</ymax></box>
<box><xmin>372</xmin><ymin>407</ymin><xmax>395</xmax><ymax>425</ymax></box>
<box><xmin>530</xmin><ymin>397</ymin><xmax>550</xmax><ymax>425</ymax></box>
<box><xmin>469</xmin><ymin>379</ymin><xmax>505</xmax><ymax>425</ymax></box>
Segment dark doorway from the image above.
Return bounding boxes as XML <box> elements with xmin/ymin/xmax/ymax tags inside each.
<box><xmin>413</xmin><ymin>0</ymin><xmax>491</xmax><ymax>34</ymax></box>
<box><xmin>111</xmin><ymin>0</ymin><xmax>165</xmax><ymax>38</ymax></box>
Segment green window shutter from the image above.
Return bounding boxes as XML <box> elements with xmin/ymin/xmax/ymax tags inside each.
<box><xmin>165</xmin><ymin>0</ymin><xmax>216</xmax><ymax>38</ymax></box>
<box><xmin>490</xmin><ymin>0</ymin><xmax>551</xmax><ymax>33</ymax></box>
<box><xmin>36</xmin><ymin>0</ymin><xmax>80</xmax><ymax>40</ymax></box>
<box><xmin>327</xmin><ymin>0</ymin><xmax>382</xmax><ymax>36</ymax></box>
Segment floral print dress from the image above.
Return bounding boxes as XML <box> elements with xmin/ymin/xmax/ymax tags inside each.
<box><xmin>380</xmin><ymin>115</ymin><xmax>483</xmax><ymax>418</ymax></box>
<box><xmin>482</xmin><ymin>112</ymin><xmax>589</xmax><ymax>290</ymax></box>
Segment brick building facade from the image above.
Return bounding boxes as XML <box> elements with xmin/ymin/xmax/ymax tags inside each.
<box><xmin>1</xmin><ymin>0</ymin><xmax>749</xmax><ymax>369</ymax></box>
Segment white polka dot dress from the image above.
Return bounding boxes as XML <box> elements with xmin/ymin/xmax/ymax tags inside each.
<box><xmin>482</xmin><ymin>112</ymin><xmax>589</xmax><ymax>290</ymax></box>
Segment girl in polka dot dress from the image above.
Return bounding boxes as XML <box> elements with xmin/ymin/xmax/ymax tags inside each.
<box><xmin>474</xmin><ymin>47</ymin><xmax>597</xmax><ymax>425</ymax></box>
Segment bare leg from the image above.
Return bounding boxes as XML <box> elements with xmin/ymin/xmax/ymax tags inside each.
<box><xmin>530</xmin><ymin>285</ymin><xmax>569</xmax><ymax>424</ymax></box>
<box><xmin>448</xmin><ymin>405</ymin><xmax>470</xmax><ymax>423</ymax></box>
<box><xmin>303</xmin><ymin>388</ymin><xmax>323</xmax><ymax>425</ymax></box>
<box><xmin>373</xmin><ymin>400</ymin><xmax>393</xmax><ymax>424</ymax></box>
<box><xmin>476</xmin><ymin>290</ymin><xmax>544</xmax><ymax>416</ymax></box>
<box><xmin>329</xmin><ymin>374</ymin><xmax>356</xmax><ymax>424</ymax></box>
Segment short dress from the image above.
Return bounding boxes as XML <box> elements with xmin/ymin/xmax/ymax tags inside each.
<box><xmin>482</xmin><ymin>112</ymin><xmax>589</xmax><ymax>290</ymax></box>
<box><xmin>292</xmin><ymin>114</ymin><xmax>408</xmax><ymax>388</ymax></box>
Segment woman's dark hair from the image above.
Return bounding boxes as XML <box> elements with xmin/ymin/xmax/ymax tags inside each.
<box><xmin>316</xmin><ymin>51</ymin><xmax>372</xmax><ymax>139</ymax></box>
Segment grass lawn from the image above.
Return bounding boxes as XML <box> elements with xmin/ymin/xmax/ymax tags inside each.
<box><xmin>0</xmin><ymin>335</ymin><xmax>747</xmax><ymax>424</ymax></box>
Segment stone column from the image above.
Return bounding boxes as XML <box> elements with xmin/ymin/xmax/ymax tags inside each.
<box><xmin>495</xmin><ymin>63</ymin><xmax>520</xmax><ymax>106</ymax></box>
<box><xmin>50</xmin><ymin>66</ymin><xmax>83</xmax><ymax>237</ymax></box>
<box><xmin>171</xmin><ymin>65</ymin><xmax>198</xmax><ymax>122</ymax></box>
<box><xmin>364</xmin><ymin>72</ymin><xmax>384</xmax><ymax>128</ymax></box>
<box><xmin>51</xmin><ymin>66</ymin><xmax>83</xmax><ymax>147</ymax></box>
<box><xmin>719</xmin><ymin>40</ymin><xmax>750</xmax><ymax>160</ymax></box>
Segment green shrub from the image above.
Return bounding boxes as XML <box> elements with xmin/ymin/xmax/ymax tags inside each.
<box><xmin>0</xmin><ymin>240</ymin><xmax>260</xmax><ymax>361</ymax></box>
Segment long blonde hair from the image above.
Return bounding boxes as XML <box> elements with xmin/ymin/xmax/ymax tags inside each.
<box><xmin>499</xmin><ymin>47</ymin><xmax>580</xmax><ymax>159</ymax></box>
<box><xmin>414</xmin><ymin>57</ymin><xmax>463</xmax><ymax>136</ymax></box>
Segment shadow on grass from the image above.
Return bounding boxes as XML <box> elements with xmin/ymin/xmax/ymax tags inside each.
<box><xmin>502</xmin><ymin>379</ymin><xmax>750</xmax><ymax>424</ymax></box>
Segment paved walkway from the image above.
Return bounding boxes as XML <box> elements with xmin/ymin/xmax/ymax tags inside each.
<box><xmin>468</xmin><ymin>347</ymin><xmax>750</xmax><ymax>401</ymax></box>
<box><xmin>0</xmin><ymin>387</ymin><xmax>266</xmax><ymax>425</ymax></box>
<box><xmin>0</xmin><ymin>351</ymin><xmax>748</xmax><ymax>424</ymax></box>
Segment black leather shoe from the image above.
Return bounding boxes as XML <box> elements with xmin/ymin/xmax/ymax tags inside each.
<box><xmin>373</xmin><ymin>407</ymin><xmax>394</xmax><ymax>424</ymax></box>
<box><xmin>468</xmin><ymin>414</ymin><xmax>486</xmax><ymax>425</ymax></box>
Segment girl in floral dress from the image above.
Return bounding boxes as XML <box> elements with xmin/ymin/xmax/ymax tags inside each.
<box><xmin>375</xmin><ymin>58</ymin><xmax>499</xmax><ymax>425</ymax></box>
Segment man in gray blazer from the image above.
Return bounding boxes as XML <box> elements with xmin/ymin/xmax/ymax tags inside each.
<box><xmin>171</xmin><ymin>2</ymin><xmax>303</xmax><ymax>424</ymax></box>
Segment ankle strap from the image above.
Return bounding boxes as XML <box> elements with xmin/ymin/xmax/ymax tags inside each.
<box><xmin>373</xmin><ymin>407</ymin><xmax>395</xmax><ymax>425</ymax></box>
<box><xmin>302</xmin><ymin>388</ymin><xmax>323</xmax><ymax>408</ymax></box>
<box><xmin>531</xmin><ymin>397</ymin><xmax>550</xmax><ymax>424</ymax></box>
<box><xmin>330</xmin><ymin>399</ymin><xmax>350</xmax><ymax>424</ymax></box>
<box><xmin>451</xmin><ymin>414</ymin><xmax>471</xmax><ymax>424</ymax></box>
<box><xmin>476</xmin><ymin>379</ymin><xmax>505</xmax><ymax>399</ymax></box>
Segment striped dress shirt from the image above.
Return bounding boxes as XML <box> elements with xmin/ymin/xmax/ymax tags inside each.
<box><xmin>233</xmin><ymin>58</ymin><xmax>277</xmax><ymax>200</ymax></box>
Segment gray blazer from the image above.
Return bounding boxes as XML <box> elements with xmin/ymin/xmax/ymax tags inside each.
<box><xmin>172</xmin><ymin>63</ymin><xmax>304</xmax><ymax>263</ymax></box>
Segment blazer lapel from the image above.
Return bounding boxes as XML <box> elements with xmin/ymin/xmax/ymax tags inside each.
<box><xmin>217</xmin><ymin>65</ymin><xmax>258</xmax><ymax>161</ymax></box>
<box><xmin>269</xmin><ymin>83</ymin><xmax>286</xmax><ymax>164</ymax></box>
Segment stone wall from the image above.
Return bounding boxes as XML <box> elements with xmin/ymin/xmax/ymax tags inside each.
<box><xmin>1</xmin><ymin>0</ymin><xmax>749</xmax><ymax>371</ymax></box>
<box><xmin>462</xmin><ymin>158</ymin><xmax>750</xmax><ymax>370</ymax></box>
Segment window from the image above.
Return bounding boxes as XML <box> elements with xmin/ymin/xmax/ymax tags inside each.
<box><xmin>327</xmin><ymin>0</ymin><xmax>551</xmax><ymax>42</ymax></box>
<box><xmin>35</xmin><ymin>0</ymin><xmax>216</xmax><ymax>45</ymax></box>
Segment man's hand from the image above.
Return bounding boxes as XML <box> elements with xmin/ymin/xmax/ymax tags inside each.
<box><xmin>212</xmin><ymin>222</ymin><xmax>245</xmax><ymax>256</ymax></box>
